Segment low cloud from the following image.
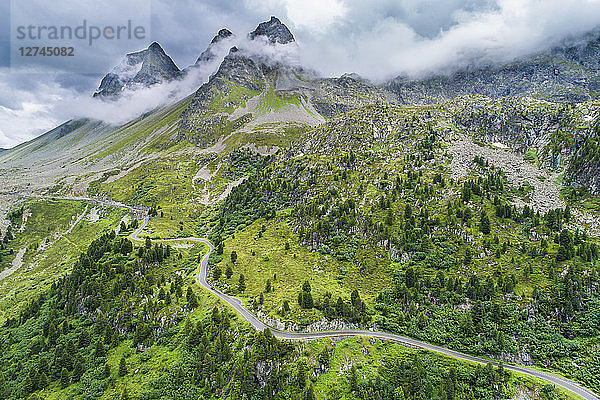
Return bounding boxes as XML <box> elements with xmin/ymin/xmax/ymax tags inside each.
<box><xmin>0</xmin><ymin>56</ymin><xmax>223</xmax><ymax>148</ymax></box>
<box><xmin>51</xmin><ymin>33</ymin><xmax>295</xmax><ymax>126</ymax></box>
<box><xmin>0</xmin><ymin>73</ymin><xmax>66</xmax><ymax>148</ymax></box>
<box><xmin>290</xmin><ymin>0</ymin><xmax>600</xmax><ymax>80</ymax></box>
<box><xmin>64</xmin><ymin>49</ymin><xmax>230</xmax><ymax>125</ymax></box>
<box><xmin>237</xmin><ymin>36</ymin><xmax>301</xmax><ymax>68</ymax></box>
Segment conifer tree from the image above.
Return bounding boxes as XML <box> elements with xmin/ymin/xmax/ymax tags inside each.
<box><xmin>238</xmin><ymin>274</ymin><xmax>246</xmax><ymax>292</ymax></box>
<box><xmin>480</xmin><ymin>211</ymin><xmax>491</xmax><ymax>235</ymax></box>
<box><xmin>186</xmin><ymin>287</ymin><xmax>199</xmax><ymax>308</ymax></box>
<box><xmin>119</xmin><ymin>355</ymin><xmax>128</xmax><ymax>377</ymax></box>
<box><xmin>60</xmin><ymin>367</ymin><xmax>69</xmax><ymax>388</ymax></box>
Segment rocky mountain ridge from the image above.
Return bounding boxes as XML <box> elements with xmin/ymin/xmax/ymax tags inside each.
<box><xmin>388</xmin><ymin>31</ymin><xmax>600</xmax><ymax>104</ymax></box>
<box><xmin>195</xmin><ymin>28</ymin><xmax>234</xmax><ymax>64</ymax></box>
<box><xmin>93</xmin><ymin>16</ymin><xmax>297</xmax><ymax>100</ymax></box>
<box><xmin>249</xmin><ymin>16</ymin><xmax>295</xmax><ymax>44</ymax></box>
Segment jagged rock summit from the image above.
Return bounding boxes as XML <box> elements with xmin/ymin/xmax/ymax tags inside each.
<box><xmin>249</xmin><ymin>16</ymin><xmax>295</xmax><ymax>44</ymax></box>
<box><xmin>93</xmin><ymin>17</ymin><xmax>296</xmax><ymax>99</ymax></box>
<box><xmin>196</xmin><ymin>28</ymin><xmax>234</xmax><ymax>64</ymax></box>
<box><xmin>93</xmin><ymin>42</ymin><xmax>181</xmax><ymax>98</ymax></box>
<box><xmin>212</xmin><ymin>28</ymin><xmax>234</xmax><ymax>44</ymax></box>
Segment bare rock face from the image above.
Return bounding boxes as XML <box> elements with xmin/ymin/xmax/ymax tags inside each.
<box><xmin>249</xmin><ymin>16</ymin><xmax>295</xmax><ymax>44</ymax></box>
<box><xmin>310</xmin><ymin>75</ymin><xmax>390</xmax><ymax>119</ymax></box>
<box><xmin>452</xmin><ymin>97</ymin><xmax>564</xmax><ymax>157</ymax></box>
<box><xmin>568</xmin><ymin>161</ymin><xmax>600</xmax><ymax>195</ymax></box>
<box><xmin>93</xmin><ymin>42</ymin><xmax>181</xmax><ymax>98</ymax></box>
<box><xmin>564</xmin><ymin>127</ymin><xmax>600</xmax><ymax>195</ymax></box>
<box><xmin>255</xmin><ymin>360</ymin><xmax>274</xmax><ymax>388</ymax></box>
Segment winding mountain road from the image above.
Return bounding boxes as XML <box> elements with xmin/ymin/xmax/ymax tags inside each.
<box><xmin>130</xmin><ymin>217</ymin><xmax>600</xmax><ymax>400</ymax></box>
<box><xmin>6</xmin><ymin>195</ymin><xmax>599</xmax><ymax>400</ymax></box>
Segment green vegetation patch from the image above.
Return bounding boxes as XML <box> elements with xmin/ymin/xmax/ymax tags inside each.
<box><xmin>0</xmin><ymin>199</ymin><xmax>126</xmax><ymax>322</ymax></box>
<box><xmin>524</xmin><ymin>148</ymin><xmax>540</xmax><ymax>167</ymax></box>
<box><xmin>210</xmin><ymin>217</ymin><xmax>393</xmax><ymax>325</ymax></box>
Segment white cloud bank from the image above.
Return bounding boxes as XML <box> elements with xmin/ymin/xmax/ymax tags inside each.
<box><xmin>284</xmin><ymin>0</ymin><xmax>600</xmax><ymax>80</ymax></box>
<box><xmin>0</xmin><ymin>34</ymin><xmax>288</xmax><ymax>148</ymax></box>
<box><xmin>0</xmin><ymin>58</ymin><xmax>224</xmax><ymax>148</ymax></box>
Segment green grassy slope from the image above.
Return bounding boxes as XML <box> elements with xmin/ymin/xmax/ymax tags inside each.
<box><xmin>0</xmin><ymin>199</ymin><xmax>126</xmax><ymax>322</ymax></box>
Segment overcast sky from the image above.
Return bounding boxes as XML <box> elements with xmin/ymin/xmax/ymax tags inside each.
<box><xmin>1</xmin><ymin>0</ymin><xmax>600</xmax><ymax>149</ymax></box>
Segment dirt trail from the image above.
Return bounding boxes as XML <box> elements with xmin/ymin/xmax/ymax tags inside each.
<box><xmin>0</xmin><ymin>248</ymin><xmax>26</xmax><ymax>280</ymax></box>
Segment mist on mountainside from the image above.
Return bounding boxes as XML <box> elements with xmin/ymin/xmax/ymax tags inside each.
<box><xmin>3</xmin><ymin>0</ymin><xmax>600</xmax><ymax>148</ymax></box>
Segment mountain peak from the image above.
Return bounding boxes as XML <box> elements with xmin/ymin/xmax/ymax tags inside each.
<box><xmin>196</xmin><ymin>28</ymin><xmax>235</xmax><ymax>64</ymax></box>
<box><xmin>94</xmin><ymin>42</ymin><xmax>180</xmax><ymax>98</ymax></box>
<box><xmin>148</xmin><ymin>41</ymin><xmax>163</xmax><ymax>51</ymax></box>
<box><xmin>249</xmin><ymin>16</ymin><xmax>294</xmax><ymax>44</ymax></box>
<box><xmin>212</xmin><ymin>29</ymin><xmax>233</xmax><ymax>44</ymax></box>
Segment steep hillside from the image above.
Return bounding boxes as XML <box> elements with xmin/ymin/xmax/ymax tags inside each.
<box><xmin>0</xmin><ymin>29</ymin><xmax>393</xmax><ymax>214</ymax></box>
<box><xmin>0</xmin><ymin>95</ymin><xmax>193</xmax><ymax>195</ymax></box>
<box><xmin>0</xmin><ymin>226</ymin><xmax>546</xmax><ymax>400</ymax></box>
<box><xmin>201</xmin><ymin>97</ymin><xmax>600</xmax><ymax>391</ymax></box>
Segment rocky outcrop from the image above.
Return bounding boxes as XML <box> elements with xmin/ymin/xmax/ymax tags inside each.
<box><xmin>207</xmin><ymin>47</ymin><xmax>267</xmax><ymax>92</ymax></box>
<box><xmin>387</xmin><ymin>30</ymin><xmax>600</xmax><ymax>105</ymax></box>
<box><xmin>310</xmin><ymin>75</ymin><xmax>391</xmax><ymax>118</ymax></box>
<box><xmin>452</xmin><ymin>97</ymin><xmax>565</xmax><ymax>157</ymax></box>
<box><xmin>567</xmin><ymin>161</ymin><xmax>600</xmax><ymax>194</ymax></box>
<box><xmin>257</xmin><ymin>311</ymin><xmax>362</xmax><ymax>332</ymax></box>
<box><xmin>177</xmin><ymin>47</ymin><xmax>267</xmax><ymax>146</ymax></box>
<box><xmin>564</xmin><ymin>126</ymin><xmax>600</xmax><ymax>194</ymax></box>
